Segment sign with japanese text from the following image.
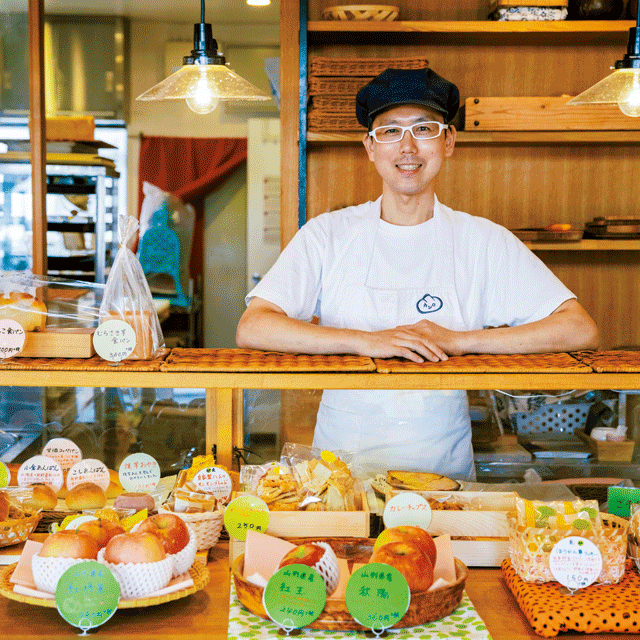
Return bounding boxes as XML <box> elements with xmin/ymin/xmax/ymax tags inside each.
<box><xmin>345</xmin><ymin>563</ymin><xmax>410</xmax><ymax>632</ymax></box>
<box><xmin>192</xmin><ymin>466</ymin><xmax>233</xmax><ymax>503</ymax></box>
<box><xmin>383</xmin><ymin>492</ymin><xmax>432</xmax><ymax>530</ymax></box>
<box><xmin>263</xmin><ymin>564</ymin><xmax>327</xmax><ymax>630</ymax></box>
<box><xmin>93</xmin><ymin>320</ymin><xmax>136</xmax><ymax>362</ymax></box>
<box><xmin>17</xmin><ymin>455</ymin><xmax>64</xmax><ymax>492</ymax></box>
<box><xmin>55</xmin><ymin>560</ymin><xmax>120</xmax><ymax>632</ymax></box>
<box><xmin>549</xmin><ymin>536</ymin><xmax>602</xmax><ymax>591</ymax></box>
<box><xmin>42</xmin><ymin>438</ymin><xmax>83</xmax><ymax>472</ymax></box>
<box><xmin>118</xmin><ymin>453</ymin><xmax>160</xmax><ymax>492</ymax></box>
<box><xmin>223</xmin><ymin>495</ymin><xmax>270</xmax><ymax>541</ymax></box>
<box><xmin>0</xmin><ymin>319</ymin><xmax>26</xmax><ymax>359</ymax></box>
<box><xmin>67</xmin><ymin>458</ymin><xmax>110</xmax><ymax>491</ymax></box>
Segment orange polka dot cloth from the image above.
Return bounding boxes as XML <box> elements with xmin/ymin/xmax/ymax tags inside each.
<box><xmin>502</xmin><ymin>558</ymin><xmax>640</xmax><ymax>637</ymax></box>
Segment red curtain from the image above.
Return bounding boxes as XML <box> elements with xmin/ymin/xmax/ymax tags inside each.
<box><xmin>137</xmin><ymin>136</ymin><xmax>248</xmax><ymax>277</ymax></box>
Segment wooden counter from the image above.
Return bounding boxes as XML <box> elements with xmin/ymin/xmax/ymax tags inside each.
<box><xmin>0</xmin><ymin>541</ymin><xmax>622</xmax><ymax>640</ymax></box>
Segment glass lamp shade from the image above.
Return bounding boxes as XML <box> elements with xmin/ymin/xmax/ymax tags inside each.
<box><xmin>567</xmin><ymin>68</ymin><xmax>640</xmax><ymax>117</ymax></box>
<box><xmin>135</xmin><ymin>63</ymin><xmax>270</xmax><ymax>106</ymax></box>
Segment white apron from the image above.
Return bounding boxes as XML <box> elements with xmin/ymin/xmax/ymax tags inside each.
<box><xmin>312</xmin><ymin>198</ymin><xmax>475</xmax><ymax>481</ymax></box>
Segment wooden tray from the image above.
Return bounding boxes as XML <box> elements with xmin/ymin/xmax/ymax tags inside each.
<box><xmin>374</xmin><ymin>352</ymin><xmax>591</xmax><ymax>373</ymax></box>
<box><xmin>232</xmin><ymin>538</ymin><xmax>468</xmax><ymax>630</ymax></box>
<box><xmin>0</xmin><ymin>561</ymin><xmax>209</xmax><ymax>609</ymax></box>
<box><xmin>511</xmin><ymin>228</ymin><xmax>583</xmax><ymax>242</ymax></box>
<box><xmin>575</xmin><ymin>429</ymin><xmax>635</xmax><ymax>462</ymax></box>
<box><xmin>571</xmin><ymin>350</ymin><xmax>640</xmax><ymax>372</ymax></box>
<box><xmin>17</xmin><ymin>329</ymin><xmax>95</xmax><ymax>359</ymax></box>
<box><xmin>322</xmin><ymin>5</ymin><xmax>400</xmax><ymax>21</ymax></box>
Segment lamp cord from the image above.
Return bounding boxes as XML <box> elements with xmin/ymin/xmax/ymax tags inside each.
<box><xmin>201</xmin><ymin>0</ymin><xmax>205</xmax><ymax>24</ymax></box>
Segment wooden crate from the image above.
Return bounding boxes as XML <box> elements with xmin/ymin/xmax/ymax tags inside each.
<box><xmin>18</xmin><ymin>329</ymin><xmax>95</xmax><ymax>358</ymax></box>
<box><xmin>576</xmin><ymin>429</ymin><xmax>636</xmax><ymax>462</ymax></box>
<box><xmin>386</xmin><ymin>490</ymin><xmax>517</xmax><ymax>567</ymax></box>
<box><xmin>229</xmin><ymin>492</ymin><xmax>370</xmax><ymax>564</ymax></box>
<box><xmin>464</xmin><ymin>97</ymin><xmax>640</xmax><ymax>131</ymax></box>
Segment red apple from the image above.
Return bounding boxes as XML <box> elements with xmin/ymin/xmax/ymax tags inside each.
<box><xmin>369</xmin><ymin>541</ymin><xmax>434</xmax><ymax>592</ymax></box>
<box><xmin>278</xmin><ymin>543</ymin><xmax>326</xmax><ymax>569</ymax></box>
<box><xmin>76</xmin><ymin>519</ymin><xmax>125</xmax><ymax>550</ymax></box>
<box><xmin>376</xmin><ymin>525</ymin><xmax>437</xmax><ymax>566</ymax></box>
<box><xmin>104</xmin><ymin>531</ymin><xmax>167</xmax><ymax>564</ymax></box>
<box><xmin>136</xmin><ymin>513</ymin><xmax>190</xmax><ymax>555</ymax></box>
<box><xmin>38</xmin><ymin>530</ymin><xmax>99</xmax><ymax>559</ymax></box>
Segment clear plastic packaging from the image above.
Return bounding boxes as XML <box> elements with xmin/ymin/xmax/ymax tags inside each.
<box><xmin>98</xmin><ymin>214</ymin><xmax>164</xmax><ymax>359</ymax></box>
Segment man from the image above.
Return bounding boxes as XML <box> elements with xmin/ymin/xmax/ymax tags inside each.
<box><xmin>237</xmin><ymin>68</ymin><xmax>598</xmax><ymax>480</ymax></box>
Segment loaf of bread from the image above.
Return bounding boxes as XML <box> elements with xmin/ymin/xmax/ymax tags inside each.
<box><xmin>23</xmin><ymin>483</ymin><xmax>58</xmax><ymax>511</ymax></box>
<box><xmin>65</xmin><ymin>482</ymin><xmax>107</xmax><ymax>510</ymax></box>
<box><xmin>0</xmin><ymin>292</ymin><xmax>47</xmax><ymax>331</ymax></box>
<box><xmin>102</xmin><ymin>311</ymin><xmax>154</xmax><ymax>359</ymax></box>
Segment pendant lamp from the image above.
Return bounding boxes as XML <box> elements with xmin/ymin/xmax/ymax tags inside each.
<box><xmin>567</xmin><ymin>4</ymin><xmax>640</xmax><ymax>117</ymax></box>
<box><xmin>136</xmin><ymin>0</ymin><xmax>270</xmax><ymax>114</ymax></box>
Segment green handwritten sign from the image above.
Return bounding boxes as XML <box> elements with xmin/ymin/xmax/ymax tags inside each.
<box><xmin>223</xmin><ymin>495</ymin><xmax>270</xmax><ymax>541</ymax></box>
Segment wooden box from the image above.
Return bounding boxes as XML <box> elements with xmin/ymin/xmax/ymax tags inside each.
<box><xmin>576</xmin><ymin>429</ymin><xmax>636</xmax><ymax>462</ymax></box>
<box><xmin>387</xmin><ymin>490</ymin><xmax>517</xmax><ymax>567</ymax></box>
<box><xmin>17</xmin><ymin>329</ymin><xmax>95</xmax><ymax>358</ymax></box>
<box><xmin>464</xmin><ymin>96</ymin><xmax>640</xmax><ymax>131</ymax></box>
<box><xmin>229</xmin><ymin>491</ymin><xmax>370</xmax><ymax>564</ymax></box>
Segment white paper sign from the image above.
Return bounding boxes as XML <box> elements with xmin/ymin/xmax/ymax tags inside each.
<box><xmin>119</xmin><ymin>453</ymin><xmax>161</xmax><ymax>492</ymax></box>
<box><xmin>17</xmin><ymin>455</ymin><xmax>64</xmax><ymax>492</ymax></box>
<box><xmin>549</xmin><ymin>536</ymin><xmax>602</xmax><ymax>591</ymax></box>
<box><xmin>383</xmin><ymin>492</ymin><xmax>432</xmax><ymax>530</ymax></box>
<box><xmin>67</xmin><ymin>458</ymin><xmax>111</xmax><ymax>491</ymax></box>
<box><xmin>93</xmin><ymin>320</ymin><xmax>136</xmax><ymax>362</ymax></box>
<box><xmin>0</xmin><ymin>319</ymin><xmax>26</xmax><ymax>359</ymax></box>
<box><xmin>192</xmin><ymin>466</ymin><xmax>233</xmax><ymax>504</ymax></box>
<box><xmin>42</xmin><ymin>438</ymin><xmax>82</xmax><ymax>472</ymax></box>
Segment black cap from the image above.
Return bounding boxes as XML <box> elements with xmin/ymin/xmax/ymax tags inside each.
<box><xmin>356</xmin><ymin>68</ymin><xmax>460</xmax><ymax>128</ymax></box>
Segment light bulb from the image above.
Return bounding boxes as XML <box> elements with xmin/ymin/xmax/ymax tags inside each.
<box><xmin>186</xmin><ymin>72</ymin><xmax>220</xmax><ymax>114</ymax></box>
<box><xmin>617</xmin><ymin>72</ymin><xmax>640</xmax><ymax>118</ymax></box>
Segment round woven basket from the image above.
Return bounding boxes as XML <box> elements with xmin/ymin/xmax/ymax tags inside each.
<box><xmin>322</xmin><ymin>4</ymin><xmax>399</xmax><ymax>21</ymax></box>
<box><xmin>0</xmin><ymin>512</ymin><xmax>42</xmax><ymax>547</ymax></box>
<box><xmin>232</xmin><ymin>537</ymin><xmax>468</xmax><ymax>630</ymax></box>
<box><xmin>159</xmin><ymin>503</ymin><xmax>224</xmax><ymax>551</ymax></box>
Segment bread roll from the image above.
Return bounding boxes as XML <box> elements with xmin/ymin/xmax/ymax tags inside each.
<box><xmin>0</xmin><ymin>292</ymin><xmax>47</xmax><ymax>331</ymax></box>
<box><xmin>65</xmin><ymin>482</ymin><xmax>107</xmax><ymax>510</ymax></box>
<box><xmin>24</xmin><ymin>483</ymin><xmax>58</xmax><ymax>511</ymax></box>
<box><xmin>114</xmin><ymin>492</ymin><xmax>155</xmax><ymax>512</ymax></box>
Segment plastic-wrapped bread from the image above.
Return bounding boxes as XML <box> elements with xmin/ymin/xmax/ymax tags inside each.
<box><xmin>0</xmin><ymin>293</ymin><xmax>47</xmax><ymax>331</ymax></box>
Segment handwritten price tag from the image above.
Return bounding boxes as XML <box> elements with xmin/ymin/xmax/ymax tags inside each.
<box><xmin>192</xmin><ymin>466</ymin><xmax>233</xmax><ymax>504</ymax></box>
<box><xmin>18</xmin><ymin>455</ymin><xmax>64</xmax><ymax>492</ymax></box>
<box><xmin>93</xmin><ymin>320</ymin><xmax>136</xmax><ymax>362</ymax></box>
<box><xmin>224</xmin><ymin>495</ymin><xmax>270</xmax><ymax>541</ymax></box>
<box><xmin>67</xmin><ymin>459</ymin><xmax>110</xmax><ymax>491</ymax></box>
<box><xmin>345</xmin><ymin>563</ymin><xmax>410</xmax><ymax>632</ymax></box>
<box><xmin>118</xmin><ymin>453</ymin><xmax>160</xmax><ymax>492</ymax></box>
<box><xmin>383</xmin><ymin>492</ymin><xmax>432</xmax><ymax>530</ymax></box>
<box><xmin>0</xmin><ymin>319</ymin><xmax>26</xmax><ymax>359</ymax></box>
<box><xmin>43</xmin><ymin>438</ymin><xmax>83</xmax><ymax>472</ymax></box>
<box><xmin>263</xmin><ymin>565</ymin><xmax>327</xmax><ymax>630</ymax></box>
<box><xmin>55</xmin><ymin>560</ymin><xmax>120</xmax><ymax>633</ymax></box>
<box><xmin>549</xmin><ymin>536</ymin><xmax>603</xmax><ymax>591</ymax></box>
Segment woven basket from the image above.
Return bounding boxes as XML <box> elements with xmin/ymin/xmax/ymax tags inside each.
<box><xmin>311</xmin><ymin>95</ymin><xmax>357</xmax><ymax>113</ymax></box>
<box><xmin>308</xmin><ymin>110</ymin><xmax>363</xmax><ymax>132</ymax></box>
<box><xmin>310</xmin><ymin>56</ymin><xmax>428</xmax><ymax>77</ymax></box>
<box><xmin>508</xmin><ymin>512</ymin><xmax>628</xmax><ymax>585</ymax></box>
<box><xmin>0</xmin><ymin>512</ymin><xmax>42</xmax><ymax>547</ymax></box>
<box><xmin>322</xmin><ymin>5</ymin><xmax>400</xmax><ymax>21</ymax></box>
<box><xmin>159</xmin><ymin>503</ymin><xmax>224</xmax><ymax>551</ymax></box>
<box><xmin>309</xmin><ymin>76</ymin><xmax>375</xmax><ymax>96</ymax></box>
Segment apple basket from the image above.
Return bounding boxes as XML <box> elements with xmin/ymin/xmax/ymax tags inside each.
<box><xmin>0</xmin><ymin>512</ymin><xmax>42</xmax><ymax>548</ymax></box>
<box><xmin>159</xmin><ymin>503</ymin><xmax>224</xmax><ymax>551</ymax></box>
<box><xmin>231</xmin><ymin>537</ymin><xmax>468</xmax><ymax>630</ymax></box>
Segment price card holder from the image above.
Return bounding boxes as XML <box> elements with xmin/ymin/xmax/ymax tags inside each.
<box><xmin>93</xmin><ymin>320</ymin><xmax>136</xmax><ymax>366</ymax></box>
<box><xmin>192</xmin><ymin>466</ymin><xmax>233</xmax><ymax>504</ymax></box>
<box><xmin>549</xmin><ymin>536</ymin><xmax>603</xmax><ymax>594</ymax></box>
<box><xmin>263</xmin><ymin>565</ymin><xmax>327</xmax><ymax>633</ymax></box>
<box><xmin>118</xmin><ymin>453</ymin><xmax>161</xmax><ymax>492</ymax></box>
<box><xmin>18</xmin><ymin>455</ymin><xmax>64</xmax><ymax>492</ymax></box>
<box><xmin>0</xmin><ymin>319</ymin><xmax>26</xmax><ymax>360</ymax></box>
<box><xmin>67</xmin><ymin>459</ymin><xmax>111</xmax><ymax>491</ymax></box>
<box><xmin>224</xmin><ymin>495</ymin><xmax>270</xmax><ymax>541</ymax></box>
<box><xmin>382</xmin><ymin>492</ymin><xmax>432</xmax><ymax>530</ymax></box>
<box><xmin>42</xmin><ymin>438</ymin><xmax>83</xmax><ymax>472</ymax></box>
<box><xmin>345</xmin><ymin>563</ymin><xmax>410</xmax><ymax>635</ymax></box>
<box><xmin>55</xmin><ymin>560</ymin><xmax>120</xmax><ymax>635</ymax></box>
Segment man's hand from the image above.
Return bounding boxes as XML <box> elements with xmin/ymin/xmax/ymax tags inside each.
<box><xmin>354</xmin><ymin>324</ymin><xmax>450</xmax><ymax>363</ymax></box>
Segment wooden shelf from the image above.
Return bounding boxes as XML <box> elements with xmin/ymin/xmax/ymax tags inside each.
<box><xmin>308</xmin><ymin>19</ymin><xmax>634</xmax><ymax>35</ymax></box>
<box><xmin>307</xmin><ymin>130</ymin><xmax>640</xmax><ymax>144</ymax></box>
<box><xmin>525</xmin><ymin>239</ymin><xmax>640</xmax><ymax>251</ymax></box>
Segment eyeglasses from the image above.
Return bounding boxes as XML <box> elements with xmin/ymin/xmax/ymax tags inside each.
<box><xmin>369</xmin><ymin>121</ymin><xmax>449</xmax><ymax>143</ymax></box>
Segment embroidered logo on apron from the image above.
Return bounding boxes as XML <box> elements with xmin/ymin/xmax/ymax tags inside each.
<box><xmin>416</xmin><ymin>294</ymin><xmax>443</xmax><ymax>314</ymax></box>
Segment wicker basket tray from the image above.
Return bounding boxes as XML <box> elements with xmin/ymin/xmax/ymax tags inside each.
<box><xmin>508</xmin><ymin>512</ymin><xmax>628</xmax><ymax>585</ymax></box>
<box><xmin>309</xmin><ymin>76</ymin><xmax>374</xmax><ymax>96</ymax></box>
<box><xmin>0</xmin><ymin>561</ymin><xmax>209</xmax><ymax>609</ymax></box>
<box><xmin>322</xmin><ymin>5</ymin><xmax>400</xmax><ymax>21</ymax></box>
<box><xmin>311</xmin><ymin>95</ymin><xmax>358</xmax><ymax>113</ymax></box>
<box><xmin>0</xmin><ymin>513</ymin><xmax>42</xmax><ymax>547</ymax></box>
<box><xmin>310</xmin><ymin>56</ymin><xmax>428</xmax><ymax>77</ymax></box>
<box><xmin>232</xmin><ymin>537</ymin><xmax>468</xmax><ymax>630</ymax></box>
<box><xmin>159</xmin><ymin>504</ymin><xmax>224</xmax><ymax>551</ymax></box>
<box><xmin>308</xmin><ymin>111</ymin><xmax>363</xmax><ymax>132</ymax></box>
